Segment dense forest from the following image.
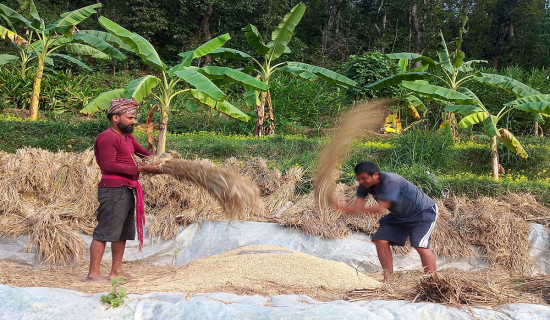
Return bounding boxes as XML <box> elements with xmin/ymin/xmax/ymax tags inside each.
<box><xmin>3</xmin><ymin>0</ymin><xmax>549</xmax><ymax>70</ymax></box>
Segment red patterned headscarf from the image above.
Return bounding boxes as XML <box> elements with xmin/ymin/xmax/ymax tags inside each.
<box><xmin>109</xmin><ymin>98</ymin><xmax>139</xmax><ymax>115</ymax></box>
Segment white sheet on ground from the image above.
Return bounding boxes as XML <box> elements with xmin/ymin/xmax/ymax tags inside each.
<box><xmin>1</xmin><ymin>220</ymin><xmax>548</xmax><ymax>274</ymax></box>
<box><xmin>0</xmin><ymin>285</ymin><xmax>548</xmax><ymax>320</ymax></box>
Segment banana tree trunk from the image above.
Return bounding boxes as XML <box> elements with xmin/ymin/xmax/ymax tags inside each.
<box><xmin>490</xmin><ymin>135</ymin><xmax>499</xmax><ymax>180</ymax></box>
<box><xmin>156</xmin><ymin>109</ymin><xmax>169</xmax><ymax>154</ymax></box>
<box><xmin>264</xmin><ymin>90</ymin><xmax>275</xmax><ymax>136</ymax></box>
<box><xmin>254</xmin><ymin>92</ymin><xmax>267</xmax><ymax>138</ymax></box>
<box><xmin>447</xmin><ymin>111</ymin><xmax>458</xmax><ymax>138</ymax></box>
<box><xmin>534</xmin><ymin>122</ymin><xmax>543</xmax><ymax>137</ymax></box>
<box><xmin>29</xmin><ymin>61</ymin><xmax>44</xmax><ymax>120</ymax></box>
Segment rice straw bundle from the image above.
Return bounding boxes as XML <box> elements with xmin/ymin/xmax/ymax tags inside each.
<box><xmin>278</xmin><ymin>193</ymin><xmax>352</xmax><ymax>238</ymax></box>
<box><xmin>264</xmin><ymin>167</ymin><xmax>304</xmax><ymax>218</ymax></box>
<box><xmin>0</xmin><ymin>208</ymin><xmax>85</xmax><ymax>265</ymax></box>
<box><xmin>239</xmin><ymin>157</ymin><xmax>282</xmax><ymax>196</ymax></box>
<box><xmin>416</xmin><ymin>270</ymin><xmax>512</xmax><ymax>306</ymax></box>
<box><xmin>158</xmin><ymin>157</ymin><xmax>261</xmax><ymax>220</ymax></box>
<box><xmin>429</xmin><ymin>199</ymin><xmax>476</xmax><ymax>259</ymax></box>
<box><xmin>314</xmin><ymin>99</ymin><xmax>391</xmax><ymax>219</ymax></box>
<box><xmin>456</xmin><ymin>197</ymin><xmax>531</xmax><ymax>274</ymax></box>
<box><xmin>347</xmin><ymin>268</ymin><xmax>546</xmax><ymax>306</ymax></box>
<box><xmin>510</xmin><ymin>275</ymin><xmax>550</xmax><ymax>303</ymax></box>
<box><xmin>500</xmin><ymin>193</ymin><xmax>550</xmax><ymax>230</ymax></box>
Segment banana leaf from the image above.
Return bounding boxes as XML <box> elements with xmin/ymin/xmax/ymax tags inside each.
<box><xmin>124</xmin><ymin>75</ymin><xmax>161</xmax><ymax>102</ymax></box>
<box><xmin>80</xmin><ymin>89</ymin><xmax>125</xmax><ymax>114</ymax></box>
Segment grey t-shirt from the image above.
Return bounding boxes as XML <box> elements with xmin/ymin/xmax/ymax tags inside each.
<box><xmin>356</xmin><ymin>172</ymin><xmax>435</xmax><ymax>220</ymax></box>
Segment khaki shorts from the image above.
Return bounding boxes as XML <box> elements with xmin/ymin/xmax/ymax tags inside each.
<box><xmin>93</xmin><ymin>186</ymin><xmax>135</xmax><ymax>242</ymax></box>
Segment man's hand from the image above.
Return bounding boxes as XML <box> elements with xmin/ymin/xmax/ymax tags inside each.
<box><xmin>330</xmin><ymin>195</ymin><xmax>346</xmax><ymax>212</ymax></box>
<box><xmin>138</xmin><ymin>164</ymin><xmax>161</xmax><ymax>174</ymax></box>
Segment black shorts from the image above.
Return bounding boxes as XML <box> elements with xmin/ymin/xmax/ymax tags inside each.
<box><xmin>93</xmin><ymin>186</ymin><xmax>136</xmax><ymax>242</ymax></box>
<box><xmin>371</xmin><ymin>205</ymin><xmax>438</xmax><ymax>248</ymax></box>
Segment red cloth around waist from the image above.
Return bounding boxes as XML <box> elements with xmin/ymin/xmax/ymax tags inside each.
<box><xmin>101</xmin><ymin>175</ymin><xmax>145</xmax><ymax>251</ymax></box>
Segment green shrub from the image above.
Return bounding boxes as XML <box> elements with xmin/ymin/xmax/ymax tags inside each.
<box><xmin>342</xmin><ymin>52</ymin><xmax>400</xmax><ymax>101</ymax></box>
<box><xmin>386</xmin><ymin>128</ymin><xmax>457</xmax><ymax>173</ymax></box>
<box><xmin>269</xmin><ymin>74</ymin><xmax>346</xmax><ymax>129</ymax></box>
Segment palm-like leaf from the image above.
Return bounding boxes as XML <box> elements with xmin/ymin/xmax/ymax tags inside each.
<box><xmin>65</xmin><ymin>43</ymin><xmax>111</xmax><ymax>60</ymax></box>
<box><xmin>0</xmin><ymin>4</ymin><xmax>35</xmax><ymax>30</ymax></box>
<box><xmin>500</xmin><ymin>128</ymin><xmax>528</xmax><ymax>158</ymax></box>
<box><xmin>73</xmin><ymin>32</ymin><xmax>126</xmax><ymax>61</ymax></box>
<box><xmin>124</xmin><ymin>75</ymin><xmax>161</xmax><ymax>102</ymax></box>
<box><xmin>457</xmin><ymin>60</ymin><xmax>487</xmax><ymax>73</ymax></box>
<box><xmin>458</xmin><ymin>112</ymin><xmax>488</xmax><ymax>128</ymax></box>
<box><xmin>475</xmin><ymin>73</ymin><xmax>541</xmax><ymax>98</ymax></box>
<box><xmin>174</xmin><ymin>69</ymin><xmax>226</xmax><ymax>101</ymax></box>
<box><xmin>192</xmin><ymin>33</ymin><xmax>231</xmax><ymax>58</ymax></box>
<box><xmin>78</xmin><ymin>30</ymin><xmax>134</xmax><ymax>52</ymax></box>
<box><xmin>279</xmin><ymin>65</ymin><xmax>318</xmax><ymax>81</ymax></box>
<box><xmin>286</xmin><ymin>62</ymin><xmax>357</xmax><ymax>87</ymax></box>
<box><xmin>386</xmin><ymin>52</ymin><xmax>437</xmax><ymax>68</ymax></box>
<box><xmin>195</xmin><ymin>66</ymin><xmax>269</xmax><ymax>91</ymax></box>
<box><xmin>48</xmin><ymin>3</ymin><xmax>102</xmax><ymax>36</ymax></box>
<box><xmin>98</xmin><ymin>16</ymin><xmax>166</xmax><ymax>71</ymax></box>
<box><xmin>169</xmin><ymin>34</ymin><xmax>232</xmax><ymax>75</ymax></box>
<box><xmin>0</xmin><ymin>54</ymin><xmax>18</xmax><ymax>66</ymax></box>
<box><xmin>401</xmin><ymin>81</ymin><xmax>474</xmax><ymax>105</ymax></box>
<box><xmin>403</xmin><ymin>95</ymin><xmax>426</xmax><ymax>113</ymax></box>
<box><xmin>80</xmin><ymin>89</ymin><xmax>125</xmax><ymax>114</ymax></box>
<box><xmin>188</xmin><ymin>89</ymin><xmax>249</xmax><ymax>121</ymax></box>
<box><xmin>266</xmin><ymin>2</ymin><xmax>306</xmax><ymax>61</ymax></box>
<box><xmin>0</xmin><ymin>24</ymin><xmax>27</xmax><ymax>45</ymax></box>
<box><xmin>482</xmin><ymin>115</ymin><xmax>499</xmax><ymax>137</ymax></box>
<box><xmin>208</xmin><ymin>47</ymin><xmax>251</xmax><ymax>60</ymax></box>
<box><xmin>444</xmin><ymin>104</ymin><xmax>482</xmax><ymax>115</ymax></box>
<box><xmin>512</xmin><ymin>102</ymin><xmax>550</xmax><ymax>115</ymax></box>
<box><xmin>244</xmin><ymin>89</ymin><xmax>260</xmax><ymax>108</ymax></box>
<box><xmin>18</xmin><ymin>0</ymin><xmax>43</xmax><ymax>29</ymax></box>
<box><xmin>438</xmin><ymin>32</ymin><xmax>453</xmax><ymax>74</ymax></box>
<box><xmin>242</xmin><ymin>24</ymin><xmax>269</xmax><ymax>55</ymax></box>
<box><xmin>366</xmin><ymin>72</ymin><xmax>431</xmax><ymax>89</ymax></box>
<box><xmin>49</xmin><ymin>53</ymin><xmax>91</xmax><ymax>70</ymax></box>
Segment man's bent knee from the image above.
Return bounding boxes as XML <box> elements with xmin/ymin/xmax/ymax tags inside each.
<box><xmin>374</xmin><ymin>239</ymin><xmax>389</xmax><ymax>246</ymax></box>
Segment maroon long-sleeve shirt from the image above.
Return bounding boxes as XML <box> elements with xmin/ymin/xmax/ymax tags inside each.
<box><xmin>94</xmin><ymin>128</ymin><xmax>154</xmax><ymax>188</ymax></box>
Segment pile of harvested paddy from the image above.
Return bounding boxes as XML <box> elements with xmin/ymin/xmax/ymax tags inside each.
<box><xmin>0</xmin><ymin>245</ymin><xmax>381</xmax><ymax>300</ymax></box>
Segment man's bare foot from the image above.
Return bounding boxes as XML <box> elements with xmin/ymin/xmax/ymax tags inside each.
<box><xmin>109</xmin><ymin>271</ymin><xmax>134</xmax><ymax>280</ymax></box>
<box><xmin>85</xmin><ymin>275</ymin><xmax>110</xmax><ymax>285</ymax></box>
<box><xmin>382</xmin><ymin>271</ymin><xmax>395</xmax><ymax>284</ymax></box>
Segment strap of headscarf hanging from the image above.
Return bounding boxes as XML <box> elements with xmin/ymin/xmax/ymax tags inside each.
<box><xmin>102</xmin><ymin>175</ymin><xmax>146</xmax><ymax>250</ymax></box>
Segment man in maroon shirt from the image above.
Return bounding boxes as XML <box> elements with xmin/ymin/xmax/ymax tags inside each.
<box><xmin>86</xmin><ymin>98</ymin><xmax>160</xmax><ymax>284</ymax></box>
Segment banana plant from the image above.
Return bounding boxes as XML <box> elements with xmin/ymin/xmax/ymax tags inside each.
<box><xmin>206</xmin><ymin>2</ymin><xmax>356</xmax><ymax>137</ymax></box>
<box><xmin>0</xmin><ymin>1</ymin><xmax>125</xmax><ymax>120</ymax></box>
<box><xmin>445</xmin><ymin>74</ymin><xmax>548</xmax><ymax>179</ymax></box>
<box><xmin>366</xmin><ymin>16</ymin><xmax>487</xmax><ymax>133</ymax></box>
<box><xmin>81</xmin><ymin>17</ymin><xmax>269</xmax><ymax>154</ymax></box>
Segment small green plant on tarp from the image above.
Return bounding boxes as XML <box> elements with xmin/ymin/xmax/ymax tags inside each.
<box><xmin>101</xmin><ymin>275</ymin><xmax>127</xmax><ymax>308</ymax></box>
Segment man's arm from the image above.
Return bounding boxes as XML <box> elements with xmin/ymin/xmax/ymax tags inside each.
<box><xmin>130</xmin><ymin>135</ymin><xmax>154</xmax><ymax>158</ymax></box>
<box><xmin>332</xmin><ymin>197</ymin><xmax>390</xmax><ymax>215</ymax></box>
<box><xmin>96</xmin><ymin>135</ymin><xmax>139</xmax><ymax>176</ymax></box>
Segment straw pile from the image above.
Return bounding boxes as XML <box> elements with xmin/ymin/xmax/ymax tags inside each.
<box><xmin>0</xmin><ymin>146</ymin><xmax>548</xmax><ymax>271</ymax></box>
<box><xmin>346</xmin><ymin>268</ymin><xmax>547</xmax><ymax>306</ymax></box>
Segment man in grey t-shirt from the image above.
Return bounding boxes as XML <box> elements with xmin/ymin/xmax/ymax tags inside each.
<box><xmin>332</xmin><ymin>162</ymin><xmax>438</xmax><ymax>282</ymax></box>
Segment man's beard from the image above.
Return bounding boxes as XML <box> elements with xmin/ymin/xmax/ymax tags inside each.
<box><xmin>117</xmin><ymin>122</ymin><xmax>134</xmax><ymax>134</ymax></box>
